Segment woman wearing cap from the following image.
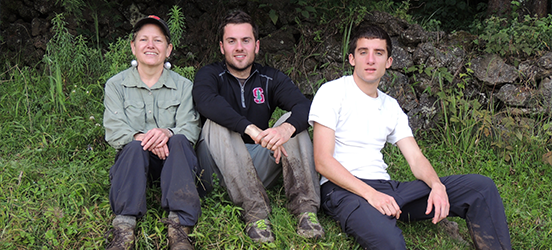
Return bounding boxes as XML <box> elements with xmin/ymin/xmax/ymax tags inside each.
<box><xmin>103</xmin><ymin>15</ymin><xmax>201</xmax><ymax>250</ymax></box>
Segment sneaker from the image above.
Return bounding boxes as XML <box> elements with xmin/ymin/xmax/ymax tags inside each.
<box><xmin>161</xmin><ymin>217</ymin><xmax>194</xmax><ymax>250</ymax></box>
<box><xmin>105</xmin><ymin>216</ymin><xmax>136</xmax><ymax>250</ymax></box>
<box><xmin>296</xmin><ymin>212</ymin><xmax>325</xmax><ymax>239</ymax></box>
<box><xmin>245</xmin><ymin>219</ymin><xmax>275</xmax><ymax>243</ymax></box>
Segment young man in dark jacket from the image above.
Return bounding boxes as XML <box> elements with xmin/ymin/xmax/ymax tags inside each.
<box><xmin>192</xmin><ymin>10</ymin><xmax>324</xmax><ymax>243</ymax></box>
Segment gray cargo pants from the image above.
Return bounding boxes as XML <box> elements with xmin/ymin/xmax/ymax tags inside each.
<box><xmin>196</xmin><ymin>113</ymin><xmax>320</xmax><ymax>224</ymax></box>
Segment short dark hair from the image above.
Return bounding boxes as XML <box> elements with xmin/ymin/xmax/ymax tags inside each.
<box><xmin>218</xmin><ymin>10</ymin><xmax>259</xmax><ymax>42</ymax></box>
<box><xmin>348</xmin><ymin>25</ymin><xmax>392</xmax><ymax>58</ymax></box>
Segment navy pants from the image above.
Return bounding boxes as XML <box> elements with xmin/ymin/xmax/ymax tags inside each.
<box><xmin>321</xmin><ymin>174</ymin><xmax>512</xmax><ymax>250</ymax></box>
<box><xmin>109</xmin><ymin>134</ymin><xmax>201</xmax><ymax>227</ymax></box>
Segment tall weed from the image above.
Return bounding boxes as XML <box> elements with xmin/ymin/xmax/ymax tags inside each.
<box><xmin>44</xmin><ymin>13</ymin><xmax>105</xmax><ymax>114</ymax></box>
<box><xmin>167</xmin><ymin>5</ymin><xmax>186</xmax><ymax>50</ymax></box>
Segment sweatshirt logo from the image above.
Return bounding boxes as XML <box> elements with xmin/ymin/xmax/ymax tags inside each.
<box><xmin>253</xmin><ymin>87</ymin><xmax>265</xmax><ymax>104</ymax></box>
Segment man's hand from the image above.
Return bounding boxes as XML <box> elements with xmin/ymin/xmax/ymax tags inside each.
<box><xmin>255</xmin><ymin>122</ymin><xmax>295</xmax><ymax>151</ymax></box>
<box><xmin>426</xmin><ymin>183</ymin><xmax>449</xmax><ymax>224</ymax></box>
<box><xmin>245</xmin><ymin>123</ymin><xmax>293</xmax><ymax>164</ymax></box>
<box><xmin>364</xmin><ymin>190</ymin><xmax>402</xmax><ymax>219</ymax></box>
<box><xmin>272</xmin><ymin>146</ymin><xmax>288</xmax><ymax>164</ymax></box>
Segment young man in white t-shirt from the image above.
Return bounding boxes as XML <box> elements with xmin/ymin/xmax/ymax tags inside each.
<box><xmin>308</xmin><ymin>25</ymin><xmax>512</xmax><ymax>250</ymax></box>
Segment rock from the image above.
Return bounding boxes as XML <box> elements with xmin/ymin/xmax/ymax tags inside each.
<box><xmin>407</xmin><ymin>93</ymin><xmax>440</xmax><ymax>133</ymax></box>
<box><xmin>518</xmin><ymin>60</ymin><xmax>539</xmax><ymax>84</ymax></box>
<box><xmin>123</xmin><ymin>4</ymin><xmax>144</xmax><ymax>27</ymax></box>
<box><xmin>537</xmin><ymin>52</ymin><xmax>552</xmax><ymax>69</ymax></box>
<box><xmin>412</xmin><ymin>42</ymin><xmax>464</xmax><ymax>69</ymax></box>
<box><xmin>445</xmin><ymin>46</ymin><xmax>466</xmax><ymax>74</ymax></box>
<box><xmin>446</xmin><ymin>30</ymin><xmax>477</xmax><ymax>51</ymax></box>
<box><xmin>390</xmin><ymin>38</ymin><xmax>412</xmax><ymax>70</ymax></box>
<box><xmin>32</xmin><ymin>0</ymin><xmax>51</xmax><ymax>15</ymax></box>
<box><xmin>536</xmin><ymin>52</ymin><xmax>552</xmax><ymax>80</ymax></box>
<box><xmin>319</xmin><ymin>35</ymin><xmax>344</xmax><ymax>63</ymax></box>
<box><xmin>363</xmin><ymin>11</ymin><xmax>408</xmax><ymax>37</ymax></box>
<box><xmin>472</xmin><ymin>54</ymin><xmax>518</xmax><ymax>86</ymax></box>
<box><xmin>400</xmin><ymin>23</ymin><xmax>429</xmax><ymax>45</ymax></box>
<box><xmin>31</xmin><ymin>18</ymin><xmax>49</xmax><ymax>37</ymax></box>
<box><xmin>381</xmin><ymin>71</ymin><xmax>417</xmax><ymax>110</ymax></box>
<box><xmin>539</xmin><ymin>77</ymin><xmax>552</xmax><ymax>108</ymax></box>
<box><xmin>496</xmin><ymin>84</ymin><xmax>534</xmax><ymax>107</ymax></box>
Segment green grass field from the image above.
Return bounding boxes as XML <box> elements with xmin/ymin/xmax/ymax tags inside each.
<box><xmin>1</xmin><ymin>62</ymin><xmax>551</xmax><ymax>249</ymax></box>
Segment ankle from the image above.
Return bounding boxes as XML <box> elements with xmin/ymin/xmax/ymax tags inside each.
<box><xmin>113</xmin><ymin>215</ymin><xmax>136</xmax><ymax>227</ymax></box>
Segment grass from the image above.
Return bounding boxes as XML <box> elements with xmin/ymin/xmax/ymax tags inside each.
<box><xmin>1</xmin><ymin>65</ymin><xmax>551</xmax><ymax>250</ymax></box>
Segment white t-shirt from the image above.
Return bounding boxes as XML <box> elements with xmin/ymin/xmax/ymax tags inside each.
<box><xmin>309</xmin><ymin>75</ymin><xmax>413</xmax><ymax>185</ymax></box>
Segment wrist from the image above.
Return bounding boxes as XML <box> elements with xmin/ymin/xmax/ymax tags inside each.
<box><xmin>166</xmin><ymin>128</ymin><xmax>174</xmax><ymax>137</ymax></box>
<box><xmin>134</xmin><ymin>133</ymin><xmax>144</xmax><ymax>141</ymax></box>
<box><xmin>280</xmin><ymin>122</ymin><xmax>296</xmax><ymax>135</ymax></box>
<box><xmin>245</xmin><ymin>124</ymin><xmax>261</xmax><ymax>138</ymax></box>
<box><xmin>430</xmin><ymin>182</ymin><xmax>446</xmax><ymax>190</ymax></box>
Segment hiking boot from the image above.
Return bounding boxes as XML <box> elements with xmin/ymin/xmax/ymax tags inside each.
<box><xmin>245</xmin><ymin>219</ymin><xmax>275</xmax><ymax>243</ymax></box>
<box><xmin>296</xmin><ymin>212</ymin><xmax>324</xmax><ymax>239</ymax></box>
<box><xmin>105</xmin><ymin>215</ymin><xmax>136</xmax><ymax>250</ymax></box>
<box><xmin>161</xmin><ymin>215</ymin><xmax>194</xmax><ymax>250</ymax></box>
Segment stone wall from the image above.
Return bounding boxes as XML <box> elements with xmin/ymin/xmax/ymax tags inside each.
<box><xmin>2</xmin><ymin>0</ymin><xmax>551</xmax><ymax>135</ymax></box>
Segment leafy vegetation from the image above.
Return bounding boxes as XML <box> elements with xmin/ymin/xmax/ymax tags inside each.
<box><xmin>1</xmin><ymin>2</ymin><xmax>552</xmax><ymax>250</ymax></box>
<box><xmin>472</xmin><ymin>14</ymin><xmax>552</xmax><ymax>57</ymax></box>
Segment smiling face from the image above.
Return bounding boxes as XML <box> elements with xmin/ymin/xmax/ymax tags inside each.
<box><xmin>131</xmin><ymin>23</ymin><xmax>172</xmax><ymax>69</ymax></box>
<box><xmin>349</xmin><ymin>38</ymin><xmax>393</xmax><ymax>87</ymax></box>
<box><xmin>220</xmin><ymin>23</ymin><xmax>260</xmax><ymax>79</ymax></box>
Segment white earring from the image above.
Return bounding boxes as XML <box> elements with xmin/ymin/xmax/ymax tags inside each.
<box><xmin>131</xmin><ymin>60</ymin><xmax>138</xmax><ymax>67</ymax></box>
<box><xmin>164</xmin><ymin>61</ymin><xmax>172</xmax><ymax>70</ymax></box>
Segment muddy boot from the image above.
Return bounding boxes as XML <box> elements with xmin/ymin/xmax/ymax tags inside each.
<box><xmin>161</xmin><ymin>212</ymin><xmax>194</xmax><ymax>250</ymax></box>
<box><xmin>245</xmin><ymin>219</ymin><xmax>275</xmax><ymax>243</ymax></box>
<box><xmin>296</xmin><ymin>212</ymin><xmax>325</xmax><ymax>239</ymax></box>
<box><xmin>105</xmin><ymin>215</ymin><xmax>136</xmax><ymax>250</ymax></box>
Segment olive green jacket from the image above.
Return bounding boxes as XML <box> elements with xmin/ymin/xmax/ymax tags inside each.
<box><xmin>103</xmin><ymin>67</ymin><xmax>201</xmax><ymax>150</ymax></box>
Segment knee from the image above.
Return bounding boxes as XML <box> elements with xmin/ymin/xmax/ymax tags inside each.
<box><xmin>168</xmin><ymin>134</ymin><xmax>192</xmax><ymax>148</ymax></box>
<box><xmin>352</xmin><ymin>220</ymin><xmax>405</xmax><ymax>250</ymax></box>
<box><xmin>111</xmin><ymin>141</ymin><xmax>149</xmax><ymax>174</ymax></box>
<box><xmin>169</xmin><ymin>134</ymin><xmax>186</xmax><ymax>142</ymax></box>
<box><xmin>468</xmin><ymin>174</ymin><xmax>497</xmax><ymax>191</ymax></box>
<box><xmin>117</xmin><ymin>141</ymin><xmax>149</xmax><ymax>159</ymax></box>
<box><xmin>343</xmin><ymin>202</ymin><xmax>405</xmax><ymax>249</ymax></box>
<box><xmin>123</xmin><ymin>140</ymin><xmax>144</xmax><ymax>151</ymax></box>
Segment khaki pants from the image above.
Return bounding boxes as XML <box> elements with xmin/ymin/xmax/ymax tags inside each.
<box><xmin>196</xmin><ymin>113</ymin><xmax>320</xmax><ymax>224</ymax></box>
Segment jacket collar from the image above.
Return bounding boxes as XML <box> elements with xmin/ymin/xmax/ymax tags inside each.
<box><xmin>122</xmin><ymin>67</ymin><xmax>176</xmax><ymax>89</ymax></box>
<box><xmin>222</xmin><ymin>61</ymin><xmax>260</xmax><ymax>79</ymax></box>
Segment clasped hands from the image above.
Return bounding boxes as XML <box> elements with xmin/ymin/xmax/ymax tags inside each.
<box><xmin>245</xmin><ymin>123</ymin><xmax>295</xmax><ymax>164</ymax></box>
<box><xmin>134</xmin><ymin>128</ymin><xmax>172</xmax><ymax>160</ymax></box>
